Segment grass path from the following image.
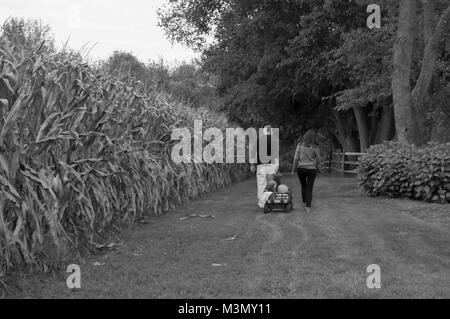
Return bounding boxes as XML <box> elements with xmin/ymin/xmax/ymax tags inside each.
<box><xmin>11</xmin><ymin>176</ymin><xmax>450</xmax><ymax>298</ymax></box>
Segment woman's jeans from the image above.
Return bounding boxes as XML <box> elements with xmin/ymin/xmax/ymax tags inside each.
<box><xmin>297</xmin><ymin>168</ymin><xmax>317</xmax><ymax>208</ymax></box>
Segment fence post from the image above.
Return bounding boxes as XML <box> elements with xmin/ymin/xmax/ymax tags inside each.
<box><xmin>331</xmin><ymin>152</ymin><xmax>333</xmax><ymax>171</ymax></box>
<box><xmin>341</xmin><ymin>151</ymin><xmax>345</xmax><ymax>176</ymax></box>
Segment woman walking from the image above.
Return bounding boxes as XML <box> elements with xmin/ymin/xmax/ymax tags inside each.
<box><xmin>292</xmin><ymin>130</ymin><xmax>322</xmax><ymax>212</ymax></box>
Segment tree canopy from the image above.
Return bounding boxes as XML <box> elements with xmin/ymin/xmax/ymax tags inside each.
<box><xmin>159</xmin><ymin>0</ymin><xmax>450</xmax><ymax>150</ymax></box>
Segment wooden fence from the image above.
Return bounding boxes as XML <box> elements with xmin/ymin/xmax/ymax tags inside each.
<box><xmin>322</xmin><ymin>152</ymin><xmax>366</xmax><ymax>176</ymax></box>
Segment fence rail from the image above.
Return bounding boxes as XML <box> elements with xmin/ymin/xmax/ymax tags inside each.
<box><xmin>322</xmin><ymin>152</ymin><xmax>366</xmax><ymax>175</ymax></box>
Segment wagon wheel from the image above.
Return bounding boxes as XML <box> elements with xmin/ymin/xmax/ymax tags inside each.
<box><xmin>285</xmin><ymin>202</ymin><xmax>293</xmax><ymax>212</ymax></box>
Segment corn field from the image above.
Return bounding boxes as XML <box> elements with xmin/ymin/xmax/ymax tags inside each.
<box><xmin>0</xmin><ymin>42</ymin><xmax>249</xmax><ymax>275</ymax></box>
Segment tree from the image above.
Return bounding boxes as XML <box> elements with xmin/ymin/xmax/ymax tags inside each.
<box><xmin>104</xmin><ymin>51</ymin><xmax>149</xmax><ymax>84</ymax></box>
<box><xmin>169</xmin><ymin>62</ymin><xmax>218</xmax><ymax>107</ymax></box>
<box><xmin>332</xmin><ymin>15</ymin><xmax>397</xmax><ymax>151</ymax></box>
<box><xmin>102</xmin><ymin>51</ymin><xmax>218</xmax><ymax>108</ymax></box>
<box><xmin>160</xmin><ymin>0</ymin><xmax>450</xmax><ymax>150</ymax></box>
<box><xmin>392</xmin><ymin>0</ymin><xmax>450</xmax><ymax>145</ymax></box>
<box><xmin>159</xmin><ymin>0</ymin><xmax>354</xmax><ymax>147</ymax></box>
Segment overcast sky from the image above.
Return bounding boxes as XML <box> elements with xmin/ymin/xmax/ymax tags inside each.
<box><xmin>0</xmin><ymin>0</ymin><xmax>198</xmax><ymax>64</ymax></box>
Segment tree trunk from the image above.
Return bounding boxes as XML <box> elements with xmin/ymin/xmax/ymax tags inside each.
<box><xmin>344</xmin><ymin>136</ymin><xmax>359</xmax><ymax>152</ymax></box>
<box><xmin>392</xmin><ymin>0</ymin><xmax>421</xmax><ymax>144</ymax></box>
<box><xmin>352</xmin><ymin>105</ymin><xmax>370</xmax><ymax>151</ymax></box>
<box><xmin>376</xmin><ymin>104</ymin><xmax>395</xmax><ymax>144</ymax></box>
<box><xmin>369</xmin><ymin>107</ymin><xmax>378</xmax><ymax>145</ymax></box>
<box><xmin>333</xmin><ymin>110</ymin><xmax>359</xmax><ymax>152</ymax></box>
<box><xmin>422</xmin><ymin>0</ymin><xmax>436</xmax><ymax>41</ymax></box>
<box><xmin>411</xmin><ymin>3</ymin><xmax>450</xmax><ymax>139</ymax></box>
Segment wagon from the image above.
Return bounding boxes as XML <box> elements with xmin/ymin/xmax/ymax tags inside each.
<box><xmin>263</xmin><ymin>190</ymin><xmax>293</xmax><ymax>214</ymax></box>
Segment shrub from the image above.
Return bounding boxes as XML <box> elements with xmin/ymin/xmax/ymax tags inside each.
<box><xmin>0</xmin><ymin>42</ymin><xmax>249</xmax><ymax>274</ymax></box>
<box><xmin>359</xmin><ymin>142</ymin><xmax>450</xmax><ymax>203</ymax></box>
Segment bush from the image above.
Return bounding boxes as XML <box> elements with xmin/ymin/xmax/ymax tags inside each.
<box><xmin>359</xmin><ymin>142</ymin><xmax>450</xmax><ymax>203</ymax></box>
<box><xmin>0</xmin><ymin>42</ymin><xmax>249</xmax><ymax>274</ymax></box>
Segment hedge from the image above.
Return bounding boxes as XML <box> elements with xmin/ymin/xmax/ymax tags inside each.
<box><xmin>359</xmin><ymin>142</ymin><xmax>450</xmax><ymax>203</ymax></box>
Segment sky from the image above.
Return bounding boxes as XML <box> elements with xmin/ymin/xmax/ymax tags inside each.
<box><xmin>0</xmin><ymin>0</ymin><xmax>198</xmax><ymax>64</ymax></box>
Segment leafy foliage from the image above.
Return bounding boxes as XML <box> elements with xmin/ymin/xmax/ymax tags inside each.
<box><xmin>159</xmin><ymin>0</ymin><xmax>389</xmax><ymax>148</ymax></box>
<box><xmin>102</xmin><ymin>51</ymin><xmax>218</xmax><ymax>109</ymax></box>
<box><xmin>359</xmin><ymin>142</ymin><xmax>450</xmax><ymax>203</ymax></box>
<box><xmin>160</xmin><ymin>0</ymin><xmax>450</xmax><ymax>149</ymax></box>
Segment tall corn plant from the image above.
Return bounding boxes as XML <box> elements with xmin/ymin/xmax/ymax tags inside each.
<box><xmin>0</xmin><ymin>42</ymin><xmax>249</xmax><ymax>275</ymax></box>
